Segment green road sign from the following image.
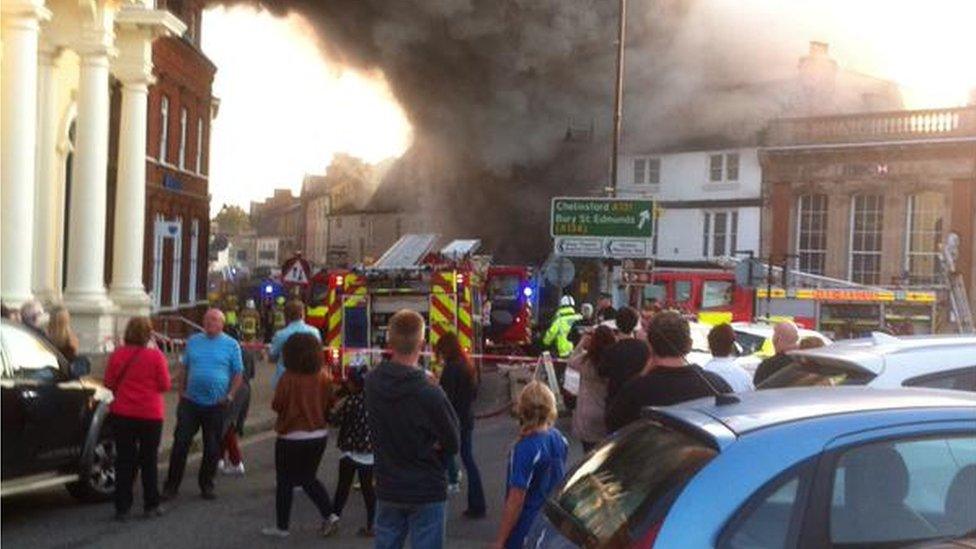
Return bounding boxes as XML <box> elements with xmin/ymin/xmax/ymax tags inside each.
<box><xmin>550</xmin><ymin>197</ymin><xmax>655</xmax><ymax>238</ymax></box>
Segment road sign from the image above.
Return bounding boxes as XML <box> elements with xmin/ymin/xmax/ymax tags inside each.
<box><xmin>281</xmin><ymin>255</ymin><xmax>311</xmax><ymax>286</ymax></box>
<box><xmin>543</xmin><ymin>256</ymin><xmax>576</xmax><ymax>288</ymax></box>
<box><xmin>551</xmin><ymin>197</ymin><xmax>654</xmax><ymax>258</ymax></box>
<box><xmin>551</xmin><ymin>197</ymin><xmax>655</xmax><ymax>238</ymax></box>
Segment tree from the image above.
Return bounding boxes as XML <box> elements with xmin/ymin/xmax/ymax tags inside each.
<box><xmin>212</xmin><ymin>204</ymin><xmax>251</xmax><ymax>236</ymax></box>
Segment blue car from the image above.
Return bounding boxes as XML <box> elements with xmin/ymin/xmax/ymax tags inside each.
<box><xmin>526</xmin><ymin>387</ymin><xmax>976</xmax><ymax>548</ymax></box>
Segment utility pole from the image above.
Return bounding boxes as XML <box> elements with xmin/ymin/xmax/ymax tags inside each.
<box><xmin>608</xmin><ymin>0</ymin><xmax>627</xmax><ymax>198</ymax></box>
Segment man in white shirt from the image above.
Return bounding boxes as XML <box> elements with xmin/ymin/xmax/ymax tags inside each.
<box><xmin>703</xmin><ymin>323</ymin><xmax>754</xmax><ymax>392</ymax></box>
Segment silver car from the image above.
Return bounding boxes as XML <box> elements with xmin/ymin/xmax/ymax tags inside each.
<box><xmin>759</xmin><ymin>333</ymin><xmax>976</xmax><ymax>391</ymax></box>
<box><xmin>526</xmin><ymin>387</ymin><xmax>976</xmax><ymax>548</ymax></box>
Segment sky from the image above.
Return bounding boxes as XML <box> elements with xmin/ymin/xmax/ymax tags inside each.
<box><xmin>201</xmin><ymin>1</ymin><xmax>976</xmax><ymax>216</ymax></box>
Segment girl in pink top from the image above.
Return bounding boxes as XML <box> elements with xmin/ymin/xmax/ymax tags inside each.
<box><xmin>103</xmin><ymin>317</ymin><xmax>171</xmax><ymax>521</ymax></box>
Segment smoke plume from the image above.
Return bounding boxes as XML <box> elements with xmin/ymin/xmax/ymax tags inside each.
<box><xmin>208</xmin><ymin>0</ymin><xmax>855</xmax><ymax>262</ymax></box>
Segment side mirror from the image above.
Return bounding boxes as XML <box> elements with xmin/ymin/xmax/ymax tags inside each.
<box><xmin>70</xmin><ymin>356</ymin><xmax>92</xmax><ymax>378</ymax></box>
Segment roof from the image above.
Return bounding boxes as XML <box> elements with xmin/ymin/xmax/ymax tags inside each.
<box><xmin>661</xmin><ymin>387</ymin><xmax>976</xmax><ymax>437</ymax></box>
<box><xmin>790</xmin><ymin>334</ymin><xmax>976</xmax><ymax>375</ymax></box>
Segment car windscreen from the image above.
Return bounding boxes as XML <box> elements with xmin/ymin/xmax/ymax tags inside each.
<box><xmin>758</xmin><ymin>357</ymin><xmax>875</xmax><ymax>389</ymax></box>
<box><xmin>735</xmin><ymin>331</ymin><xmax>767</xmax><ymax>355</ymax></box>
<box><xmin>545</xmin><ymin>419</ymin><xmax>718</xmax><ymax>546</ymax></box>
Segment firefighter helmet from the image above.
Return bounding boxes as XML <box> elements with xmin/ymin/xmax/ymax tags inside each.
<box><xmin>559</xmin><ymin>295</ymin><xmax>576</xmax><ymax>308</ymax></box>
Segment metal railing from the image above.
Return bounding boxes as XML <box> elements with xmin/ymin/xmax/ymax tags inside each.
<box><xmin>765</xmin><ymin>106</ymin><xmax>976</xmax><ymax>147</ymax></box>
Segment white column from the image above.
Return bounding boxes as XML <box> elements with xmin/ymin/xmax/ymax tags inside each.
<box><xmin>32</xmin><ymin>43</ymin><xmax>62</xmax><ymax>304</ymax></box>
<box><xmin>63</xmin><ymin>42</ymin><xmax>114</xmax><ymax>310</ymax></box>
<box><xmin>109</xmin><ymin>26</ymin><xmax>155</xmax><ymax>315</ymax></box>
<box><xmin>1</xmin><ymin>0</ymin><xmax>50</xmax><ymax>308</ymax></box>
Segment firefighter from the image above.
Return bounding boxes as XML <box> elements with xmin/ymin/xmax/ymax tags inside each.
<box><xmin>272</xmin><ymin>296</ymin><xmax>287</xmax><ymax>332</ymax></box>
<box><xmin>543</xmin><ymin>295</ymin><xmax>583</xmax><ymax>359</ymax></box>
<box><xmin>240</xmin><ymin>299</ymin><xmax>261</xmax><ymax>343</ymax></box>
<box><xmin>223</xmin><ymin>295</ymin><xmax>241</xmax><ymax>339</ymax></box>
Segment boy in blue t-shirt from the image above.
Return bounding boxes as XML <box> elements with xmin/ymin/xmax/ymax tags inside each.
<box><xmin>494</xmin><ymin>381</ymin><xmax>568</xmax><ymax>549</ymax></box>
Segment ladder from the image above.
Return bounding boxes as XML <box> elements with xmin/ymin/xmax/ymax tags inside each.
<box><xmin>939</xmin><ymin>240</ymin><xmax>975</xmax><ymax>334</ymax></box>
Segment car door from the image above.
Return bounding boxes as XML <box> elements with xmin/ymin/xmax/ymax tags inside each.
<box><xmin>798</xmin><ymin>420</ymin><xmax>976</xmax><ymax>548</ymax></box>
<box><xmin>0</xmin><ymin>323</ymin><xmax>87</xmax><ymax>475</ymax></box>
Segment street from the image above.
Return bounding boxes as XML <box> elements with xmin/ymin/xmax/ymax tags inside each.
<box><xmin>1</xmin><ymin>412</ymin><xmax>581</xmax><ymax>549</ymax></box>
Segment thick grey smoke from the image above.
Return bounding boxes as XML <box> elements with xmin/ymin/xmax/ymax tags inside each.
<box><xmin>210</xmin><ymin>0</ymin><xmax>851</xmax><ymax>261</ymax></box>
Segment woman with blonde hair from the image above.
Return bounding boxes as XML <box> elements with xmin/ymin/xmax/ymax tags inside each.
<box><xmin>493</xmin><ymin>381</ymin><xmax>568</xmax><ymax>549</ymax></box>
<box><xmin>46</xmin><ymin>306</ymin><xmax>79</xmax><ymax>361</ymax></box>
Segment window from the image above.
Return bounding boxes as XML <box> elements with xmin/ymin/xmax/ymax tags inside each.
<box><xmin>709</xmin><ymin>154</ymin><xmax>723</xmax><ymax>181</ymax></box>
<box><xmin>725</xmin><ymin>153</ymin><xmax>740</xmax><ymax>181</ymax></box>
<box><xmin>723</xmin><ymin>471</ymin><xmax>807</xmax><ymax>549</ymax></box>
<box><xmin>159</xmin><ymin>96</ymin><xmax>169</xmax><ymax>163</ymax></box>
<box><xmin>634</xmin><ymin>158</ymin><xmax>646</xmax><ymax>185</ymax></box>
<box><xmin>178</xmin><ymin>107</ymin><xmax>188</xmax><ymax>168</ymax></box>
<box><xmin>258</xmin><ymin>250</ymin><xmax>275</xmax><ymax>260</ymax></box>
<box><xmin>195</xmin><ymin>118</ymin><xmax>204</xmax><ymax>173</ymax></box>
<box><xmin>904</xmin><ymin>367</ymin><xmax>976</xmax><ymax>391</ymax></box>
<box><xmin>703</xmin><ymin>210</ymin><xmax>739</xmax><ymax>257</ymax></box>
<box><xmin>905</xmin><ymin>192</ymin><xmax>943</xmax><ymax>285</ymax></box>
<box><xmin>702</xmin><ymin>280</ymin><xmax>733</xmax><ymax>309</ymax></box>
<box><xmin>796</xmin><ymin>195</ymin><xmax>828</xmax><ymax>275</ymax></box>
<box><xmin>830</xmin><ymin>436</ymin><xmax>976</xmax><ymax>545</ymax></box>
<box><xmin>849</xmin><ymin>195</ymin><xmax>884</xmax><ymax>284</ymax></box>
<box><xmin>632</xmin><ymin>157</ymin><xmax>660</xmax><ymax>185</ymax></box>
<box><xmin>236</xmin><ymin>250</ymin><xmax>247</xmax><ymax>261</ymax></box>
<box><xmin>549</xmin><ymin>420</ymin><xmax>718</xmax><ymax>545</ymax></box>
<box><xmin>675</xmin><ymin>280</ymin><xmax>692</xmax><ymax>303</ymax></box>
<box><xmin>0</xmin><ymin>323</ymin><xmax>63</xmax><ymax>381</ymax></box>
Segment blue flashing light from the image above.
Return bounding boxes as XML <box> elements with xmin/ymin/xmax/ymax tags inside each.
<box><xmin>264</xmin><ymin>284</ymin><xmax>273</xmax><ymax>294</ymax></box>
<box><xmin>523</xmin><ymin>286</ymin><xmax>533</xmax><ymax>298</ymax></box>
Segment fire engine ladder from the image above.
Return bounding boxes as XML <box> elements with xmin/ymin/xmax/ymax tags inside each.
<box><xmin>939</xmin><ymin>243</ymin><xmax>975</xmax><ymax>334</ymax></box>
<box><xmin>723</xmin><ymin>257</ymin><xmax>883</xmax><ymax>290</ymax></box>
<box><xmin>372</xmin><ymin>233</ymin><xmax>439</xmax><ymax>270</ymax></box>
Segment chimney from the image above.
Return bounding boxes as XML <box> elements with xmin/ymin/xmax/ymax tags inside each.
<box><xmin>798</xmin><ymin>40</ymin><xmax>838</xmax><ymax>114</ymax></box>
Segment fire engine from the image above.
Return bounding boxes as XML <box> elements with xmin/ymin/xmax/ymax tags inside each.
<box><xmin>305</xmin><ymin>234</ymin><xmax>534</xmax><ymax>375</ymax></box>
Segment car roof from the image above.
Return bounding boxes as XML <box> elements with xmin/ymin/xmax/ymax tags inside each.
<box><xmin>789</xmin><ymin>333</ymin><xmax>976</xmax><ymax>375</ymax></box>
<box><xmin>658</xmin><ymin>387</ymin><xmax>976</xmax><ymax>438</ymax></box>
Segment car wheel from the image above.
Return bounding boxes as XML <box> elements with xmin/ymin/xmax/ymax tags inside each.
<box><xmin>66</xmin><ymin>437</ymin><xmax>116</xmax><ymax>502</ymax></box>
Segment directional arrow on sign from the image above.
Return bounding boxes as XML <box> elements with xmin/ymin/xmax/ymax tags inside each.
<box><xmin>637</xmin><ymin>209</ymin><xmax>651</xmax><ymax>230</ymax></box>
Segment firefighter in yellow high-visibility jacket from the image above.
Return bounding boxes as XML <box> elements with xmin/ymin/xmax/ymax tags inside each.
<box><xmin>240</xmin><ymin>299</ymin><xmax>261</xmax><ymax>343</ymax></box>
<box><xmin>543</xmin><ymin>295</ymin><xmax>583</xmax><ymax>359</ymax></box>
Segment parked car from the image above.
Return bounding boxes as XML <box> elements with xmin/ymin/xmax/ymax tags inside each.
<box><xmin>1</xmin><ymin>319</ymin><xmax>116</xmax><ymax>501</ymax></box>
<box><xmin>526</xmin><ymin>387</ymin><xmax>976</xmax><ymax>548</ymax></box>
<box><xmin>731</xmin><ymin>322</ymin><xmax>832</xmax><ymax>374</ymax></box>
<box><xmin>759</xmin><ymin>333</ymin><xmax>976</xmax><ymax>391</ymax></box>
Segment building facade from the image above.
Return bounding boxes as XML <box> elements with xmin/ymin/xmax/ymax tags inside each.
<box><xmin>143</xmin><ymin>0</ymin><xmax>216</xmax><ymax>316</ymax></box>
<box><xmin>761</xmin><ymin>106</ymin><xmax>976</xmax><ymax>321</ymax></box>
<box><xmin>1</xmin><ymin>0</ymin><xmax>191</xmax><ymax>349</ymax></box>
<box><xmin>617</xmin><ymin>144</ymin><xmax>763</xmax><ymax>262</ymax></box>
<box><xmin>250</xmin><ymin>189</ymin><xmax>302</xmax><ymax>261</ymax></box>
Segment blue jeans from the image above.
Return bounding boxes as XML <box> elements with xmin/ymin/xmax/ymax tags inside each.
<box><xmin>374</xmin><ymin>500</ymin><xmax>446</xmax><ymax>549</ymax></box>
<box><xmin>459</xmin><ymin>426</ymin><xmax>486</xmax><ymax>513</ymax></box>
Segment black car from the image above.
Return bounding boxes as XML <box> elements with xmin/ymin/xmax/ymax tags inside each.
<box><xmin>1</xmin><ymin>319</ymin><xmax>116</xmax><ymax>501</ymax></box>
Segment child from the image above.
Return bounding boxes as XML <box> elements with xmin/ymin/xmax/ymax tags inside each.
<box><xmin>330</xmin><ymin>363</ymin><xmax>376</xmax><ymax>537</ymax></box>
<box><xmin>493</xmin><ymin>381</ymin><xmax>569</xmax><ymax>549</ymax></box>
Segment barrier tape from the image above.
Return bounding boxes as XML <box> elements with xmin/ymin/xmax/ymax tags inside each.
<box><xmin>236</xmin><ymin>341</ymin><xmax>562</xmax><ymax>366</ymax></box>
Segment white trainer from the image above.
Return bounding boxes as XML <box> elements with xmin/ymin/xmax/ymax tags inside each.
<box><xmin>261</xmin><ymin>527</ymin><xmax>289</xmax><ymax>538</ymax></box>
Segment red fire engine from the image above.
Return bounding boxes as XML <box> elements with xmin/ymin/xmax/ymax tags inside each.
<box><xmin>629</xmin><ymin>268</ymin><xmax>754</xmax><ymax>322</ymax></box>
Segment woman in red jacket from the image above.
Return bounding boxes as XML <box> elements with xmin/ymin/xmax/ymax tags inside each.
<box><xmin>104</xmin><ymin>317</ymin><xmax>171</xmax><ymax>521</ymax></box>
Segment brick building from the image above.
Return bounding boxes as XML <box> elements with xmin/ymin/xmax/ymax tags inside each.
<box><xmin>761</xmin><ymin>106</ymin><xmax>976</xmax><ymax>328</ymax></box>
<box><xmin>250</xmin><ymin>189</ymin><xmax>303</xmax><ymax>262</ymax></box>
<box><xmin>143</xmin><ymin>0</ymin><xmax>217</xmax><ymax>317</ymax></box>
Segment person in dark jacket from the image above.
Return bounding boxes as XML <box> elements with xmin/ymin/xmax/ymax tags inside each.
<box><xmin>606</xmin><ymin>311</ymin><xmax>732</xmax><ymax>432</ymax></box>
<box><xmin>598</xmin><ymin>307</ymin><xmax>651</xmax><ymax>402</ymax></box>
<box><xmin>330</xmin><ymin>362</ymin><xmax>376</xmax><ymax>537</ymax></box>
<box><xmin>365</xmin><ymin>309</ymin><xmax>460</xmax><ymax>549</ymax></box>
<box><xmin>753</xmin><ymin>321</ymin><xmax>800</xmax><ymax>386</ymax></box>
<box><xmin>436</xmin><ymin>332</ymin><xmax>487</xmax><ymax>519</ymax></box>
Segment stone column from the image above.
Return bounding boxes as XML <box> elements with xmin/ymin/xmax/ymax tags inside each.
<box><xmin>63</xmin><ymin>35</ymin><xmax>116</xmax><ymax>348</ymax></box>
<box><xmin>109</xmin><ymin>26</ymin><xmax>155</xmax><ymax>316</ymax></box>
<box><xmin>32</xmin><ymin>42</ymin><xmax>62</xmax><ymax>304</ymax></box>
<box><xmin>1</xmin><ymin>0</ymin><xmax>50</xmax><ymax>308</ymax></box>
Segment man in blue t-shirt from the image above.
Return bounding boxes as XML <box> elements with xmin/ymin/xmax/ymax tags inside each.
<box><xmin>163</xmin><ymin>308</ymin><xmax>244</xmax><ymax>501</ymax></box>
<box><xmin>268</xmin><ymin>300</ymin><xmax>320</xmax><ymax>388</ymax></box>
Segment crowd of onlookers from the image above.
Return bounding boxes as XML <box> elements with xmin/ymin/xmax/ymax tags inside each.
<box><xmin>2</xmin><ymin>294</ymin><xmax>821</xmax><ymax>548</ymax></box>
